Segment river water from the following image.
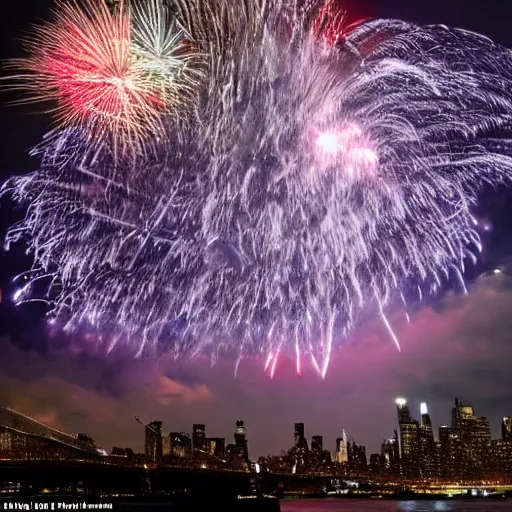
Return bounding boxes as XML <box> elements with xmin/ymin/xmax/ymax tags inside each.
<box><xmin>281</xmin><ymin>499</ymin><xmax>512</xmax><ymax>512</ymax></box>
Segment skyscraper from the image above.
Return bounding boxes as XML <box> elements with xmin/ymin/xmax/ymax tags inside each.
<box><xmin>395</xmin><ymin>398</ymin><xmax>420</xmax><ymax>477</ymax></box>
<box><xmin>439</xmin><ymin>425</ymin><xmax>462</xmax><ymax>480</ymax></box>
<box><xmin>293</xmin><ymin>422</ymin><xmax>308</xmax><ymax>451</ymax></box>
<box><xmin>205</xmin><ymin>437</ymin><xmax>226</xmax><ymax>459</ymax></box>
<box><xmin>502</xmin><ymin>417</ymin><xmax>512</xmax><ymax>440</ymax></box>
<box><xmin>420</xmin><ymin>403</ymin><xmax>433</xmax><ymax>435</ymax></box>
<box><xmin>234</xmin><ymin>420</ymin><xmax>249</xmax><ymax>462</ymax></box>
<box><xmin>381</xmin><ymin>432</ymin><xmax>399</xmax><ymax>469</ymax></box>
<box><xmin>348</xmin><ymin>441</ymin><xmax>367</xmax><ymax>473</ymax></box>
<box><xmin>450</xmin><ymin>398</ymin><xmax>491</xmax><ymax>479</ymax></box>
<box><xmin>192</xmin><ymin>424</ymin><xmax>206</xmax><ymax>452</ymax></box>
<box><xmin>145</xmin><ymin>421</ymin><xmax>163</xmax><ymax>462</ymax></box>
<box><xmin>396</xmin><ymin>398</ymin><xmax>410</xmax><ymax>426</ymax></box>
<box><xmin>419</xmin><ymin>402</ymin><xmax>436</xmax><ymax>477</ymax></box>
<box><xmin>311</xmin><ymin>435</ymin><xmax>323</xmax><ymax>453</ymax></box>
<box><xmin>162</xmin><ymin>433</ymin><xmax>171</xmax><ymax>457</ymax></box>
<box><xmin>452</xmin><ymin>397</ymin><xmax>474</xmax><ymax>427</ymax></box>
<box><xmin>335</xmin><ymin>429</ymin><xmax>348</xmax><ymax>463</ymax></box>
<box><xmin>395</xmin><ymin>399</ymin><xmax>419</xmax><ymax>457</ymax></box>
<box><xmin>294</xmin><ymin>423</ymin><xmax>305</xmax><ymax>446</ymax></box>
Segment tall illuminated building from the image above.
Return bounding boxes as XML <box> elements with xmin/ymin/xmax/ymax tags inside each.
<box><xmin>395</xmin><ymin>398</ymin><xmax>419</xmax><ymax>477</ymax></box>
<box><xmin>492</xmin><ymin>415</ymin><xmax>512</xmax><ymax>480</ymax></box>
<box><xmin>192</xmin><ymin>424</ymin><xmax>206</xmax><ymax>452</ymax></box>
<box><xmin>395</xmin><ymin>398</ymin><xmax>418</xmax><ymax>457</ymax></box>
<box><xmin>452</xmin><ymin>397</ymin><xmax>474</xmax><ymax>427</ymax></box>
<box><xmin>502</xmin><ymin>417</ymin><xmax>512</xmax><ymax>440</ymax></box>
<box><xmin>145</xmin><ymin>421</ymin><xmax>163</xmax><ymax>462</ymax></box>
<box><xmin>451</xmin><ymin>398</ymin><xmax>491</xmax><ymax>479</ymax></box>
<box><xmin>234</xmin><ymin>420</ymin><xmax>249</xmax><ymax>462</ymax></box>
<box><xmin>419</xmin><ymin>402</ymin><xmax>436</xmax><ymax>477</ymax></box>
<box><xmin>420</xmin><ymin>402</ymin><xmax>433</xmax><ymax>438</ymax></box>
<box><xmin>335</xmin><ymin>429</ymin><xmax>348</xmax><ymax>463</ymax></box>
<box><xmin>439</xmin><ymin>425</ymin><xmax>462</xmax><ymax>480</ymax></box>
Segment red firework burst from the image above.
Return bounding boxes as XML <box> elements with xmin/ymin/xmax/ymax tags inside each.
<box><xmin>313</xmin><ymin>0</ymin><xmax>365</xmax><ymax>46</ymax></box>
<box><xmin>9</xmin><ymin>0</ymin><xmax>171</xmax><ymax>149</ymax></box>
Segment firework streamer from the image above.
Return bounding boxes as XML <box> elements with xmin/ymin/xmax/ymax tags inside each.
<box><xmin>5</xmin><ymin>0</ymin><xmax>201</xmax><ymax>153</ymax></box>
<box><xmin>4</xmin><ymin>0</ymin><xmax>512</xmax><ymax>377</ymax></box>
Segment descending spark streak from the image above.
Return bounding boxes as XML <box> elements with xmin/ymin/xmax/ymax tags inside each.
<box><xmin>310</xmin><ymin>353</ymin><xmax>322</xmax><ymax>377</ymax></box>
<box><xmin>295</xmin><ymin>334</ymin><xmax>301</xmax><ymax>376</ymax></box>
<box><xmin>264</xmin><ymin>353</ymin><xmax>273</xmax><ymax>372</ymax></box>
<box><xmin>380</xmin><ymin>308</ymin><xmax>401</xmax><ymax>353</ymax></box>
<box><xmin>234</xmin><ymin>356</ymin><xmax>242</xmax><ymax>378</ymax></box>
<box><xmin>270</xmin><ymin>350</ymin><xmax>280</xmax><ymax>379</ymax></box>
<box><xmin>4</xmin><ymin>0</ymin><xmax>512</xmax><ymax>376</ymax></box>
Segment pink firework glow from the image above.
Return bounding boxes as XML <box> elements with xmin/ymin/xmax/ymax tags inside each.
<box><xmin>315</xmin><ymin>126</ymin><xmax>378</xmax><ymax>178</ymax></box>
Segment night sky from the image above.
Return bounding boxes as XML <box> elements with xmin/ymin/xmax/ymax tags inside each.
<box><xmin>1</xmin><ymin>0</ymin><xmax>512</xmax><ymax>459</ymax></box>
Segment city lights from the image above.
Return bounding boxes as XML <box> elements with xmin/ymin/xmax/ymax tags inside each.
<box><xmin>1</xmin><ymin>399</ymin><xmax>512</xmax><ymax>486</ymax></box>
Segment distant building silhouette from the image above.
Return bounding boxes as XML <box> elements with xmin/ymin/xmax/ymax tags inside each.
<box><xmin>192</xmin><ymin>424</ymin><xmax>206</xmax><ymax>452</ymax></box>
<box><xmin>347</xmin><ymin>440</ymin><xmax>367</xmax><ymax>474</ymax></box>
<box><xmin>294</xmin><ymin>423</ymin><xmax>308</xmax><ymax>451</ymax></box>
<box><xmin>503</xmin><ymin>417</ymin><xmax>512</xmax><ymax>440</ymax></box>
<box><xmin>145</xmin><ymin>421</ymin><xmax>163</xmax><ymax>462</ymax></box>
<box><xmin>311</xmin><ymin>436</ymin><xmax>323</xmax><ymax>453</ymax></box>
<box><xmin>170</xmin><ymin>432</ymin><xmax>192</xmax><ymax>459</ymax></box>
<box><xmin>205</xmin><ymin>437</ymin><xmax>226</xmax><ymax>459</ymax></box>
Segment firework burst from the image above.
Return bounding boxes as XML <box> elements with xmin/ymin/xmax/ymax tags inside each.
<box><xmin>6</xmin><ymin>0</ymin><xmax>200</xmax><ymax>152</ymax></box>
<box><xmin>4</xmin><ymin>0</ymin><xmax>512</xmax><ymax>377</ymax></box>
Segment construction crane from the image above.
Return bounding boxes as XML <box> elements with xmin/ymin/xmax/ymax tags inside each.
<box><xmin>135</xmin><ymin>416</ymin><xmax>173</xmax><ymax>456</ymax></box>
<box><xmin>135</xmin><ymin>416</ymin><xmax>162</xmax><ymax>436</ymax></box>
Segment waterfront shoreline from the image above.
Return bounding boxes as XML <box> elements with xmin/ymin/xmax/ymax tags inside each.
<box><xmin>281</xmin><ymin>493</ymin><xmax>509</xmax><ymax>502</ymax></box>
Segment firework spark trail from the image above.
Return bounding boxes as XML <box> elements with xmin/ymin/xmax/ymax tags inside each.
<box><xmin>6</xmin><ymin>0</ymin><xmax>200</xmax><ymax>152</ymax></box>
<box><xmin>4</xmin><ymin>0</ymin><xmax>512</xmax><ymax>377</ymax></box>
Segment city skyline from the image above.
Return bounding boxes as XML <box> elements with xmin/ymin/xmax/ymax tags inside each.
<box><xmin>2</xmin><ymin>373</ymin><xmax>512</xmax><ymax>460</ymax></box>
<box><xmin>123</xmin><ymin>398</ymin><xmax>512</xmax><ymax>459</ymax></box>
<box><xmin>2</xmin><ymin>394</ymin><xmax>512</xmax><ymax>484</ymax></box>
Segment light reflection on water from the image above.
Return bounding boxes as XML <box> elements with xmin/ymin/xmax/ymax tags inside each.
<box><xmin>281</xmin><ymin>498</ymin><xmax>512</xmax><ymax>512</ymax></box>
